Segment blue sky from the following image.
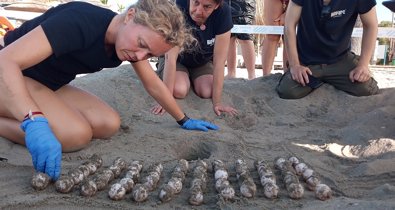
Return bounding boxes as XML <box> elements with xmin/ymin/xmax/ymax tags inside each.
<box><xmin>377</xmin><ymin>0</ymin><xmax>394</xmax><ymax>22</ymax></box>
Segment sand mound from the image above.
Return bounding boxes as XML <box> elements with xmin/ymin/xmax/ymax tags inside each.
<box><xmin>0</xmin><ymin>64</ymin><xmax>394</xmax><ymax>209</ymax></box>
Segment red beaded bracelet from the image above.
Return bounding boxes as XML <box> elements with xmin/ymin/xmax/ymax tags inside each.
<box><xmin>23</xmin><ymin>111</ymin><xmax>44</xmax><ymax>121</ymax></box>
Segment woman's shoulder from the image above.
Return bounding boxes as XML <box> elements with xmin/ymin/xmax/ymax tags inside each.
<box><xmin>57</xmin><ymin>1</ymin><xmax>108</xmax><ymax>10</ymax></box>
<box><xmin>175</xmin><ymin>0</ymin><xmax>188</xmax><ymax>12</ymax></box>
<box><xmin>43</xmin><ymin>2</ymin><xmax>116</xmax><ymax>28</ymax></box>
<box><xmin>48</xmin><ymin>1</ymin><xmax>114</xmax><ymax>17</ymax></box>
<box><xmin>212</xmin><ymin>3</ymin><xmax>232</xmax><ymax>24</ymax></box>
<box><xmin>214</xmin><ymin>2</ymin><xmax>231</xmax><ymax>17</ymax></box>
<box><xmin>219</xmin><ymin>2</ymin><xmax>231</xmax><ymax>11</ymax></box>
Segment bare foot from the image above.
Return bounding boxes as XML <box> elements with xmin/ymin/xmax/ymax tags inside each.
<box><xmin>248</xmin><ymin>74</ymin><xmax>256</xmax><ymax>80</ymax></box>
<box><xmin>225</xmin><ymin>73</ymin><xmax>236</xmax><ymax>79</ymax></box>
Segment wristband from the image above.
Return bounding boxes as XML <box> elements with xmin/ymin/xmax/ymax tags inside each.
<box><xmin>23</xmin><ymin>110</ymin><xmax>44</xmax><ymax>121</ymax></box>
<box><xmin>176</xmin><ymin>114</ymin><xmax>190</xmax><ymax>126</ymax></box>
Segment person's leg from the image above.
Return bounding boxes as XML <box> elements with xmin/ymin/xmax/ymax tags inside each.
<box><xmin>276</xmin><ymin>71</ymin><xmax>314</xmax><ymax>99</ymax></box>
<box><xmin>261</xmin><ymin>0</ymin><xmax>284</xmax><ymax>75</ymax></box>
<box><xmin>55</xmin><ymin>85</ymin><xmax>121</xmax><ymax>140</ymax></box>
<box><xmin>173</xmin><ymin>70</ymin><xmax>191</xmax><ymax>99</ymax></box>
<box><xmin>281</xmin><ymin>36</ymin><xmax>289</xmax><ymax>72</ymax></box>
<box><xmin>193</xmin><ymin>75</ymin><xmax>213</xmax><ymax>99</ymax></box>
<box><xmin>172</xmin><ymin>62</ymin><xmax>191</xmax><ymax>99</ymax></box>
<box><xmin>155</xmin><ymin>56</ymin><xmax>166</xmax><ymax>79</ymax></box>
<box><xmin>156</xmin><ymin>57</ymin><xmax>190</xmax><ymax>99</ymax></box>
<box><xmin>238</xmin><ymin>35</ymin><xmax>256</xmax><ymax>80</ymax></box>
<box><xmin>0</xmin><ymin>77</ymin><xmax>120</xmax><ymax>152</ymax></box>
<box><xmin>322</xmin><ymin>52</ymin><xmax>379</xmax><ymax>96</ymax></box>
<box><xmin>190</xmin><ymin>62</ymin><xmax>214</xmax><ymax>99</ymax></box>
<box><xmin>225</xmin><ymin>36</ymin><xmax>237</xmax><ymax>79</ymax></box>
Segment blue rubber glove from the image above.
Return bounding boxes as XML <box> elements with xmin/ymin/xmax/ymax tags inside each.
<box><xmin>181</xmin><ymin>119</ymin><xmax>219</xmax><ymax>132</ymax></box>
<box><xmin>21</xmin><ymin>117</ymin><xmax>62</xmax><ymax>180</ymax></box>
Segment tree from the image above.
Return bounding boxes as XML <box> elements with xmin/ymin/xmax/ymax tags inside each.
<box><xmin>378</xmin><ymin>21</ymin><xmax>392</xmax><ymax>46</ymax></box>
<box><xmin>379</xmin><ymin>21</ymin><xmax>392</xmax><ymax>27</ymax></box>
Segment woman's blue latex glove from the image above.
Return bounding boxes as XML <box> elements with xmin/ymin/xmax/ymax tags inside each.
<box><xmin>20</xmin><ymin>117</ymin><xmax>62</xmax><ymax>180</ymax></box>
<box><xmin>181</xmin><ymin>119</ymin><xmax>219</xmax><ymax>132</ymax></box>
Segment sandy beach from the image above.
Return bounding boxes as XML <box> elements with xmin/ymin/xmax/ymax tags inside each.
<box><xmin>0</xmin><ymin>64</ymin><xmax>394</xmax><ymax>210</ymax></box>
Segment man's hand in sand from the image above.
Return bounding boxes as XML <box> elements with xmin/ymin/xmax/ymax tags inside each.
<box><xmin>290</xmin><ymin>64</ymin><xmax>312</xmax><ymax>86</ymax></box>
<box><xmin>213</xmin><ymin>103</ymin><xmax>238</xmax><ymax>116</ymax></box>
<box><xmin>151</xmin><ymin>104</ymin><xmax>166</xmax><ymax>115</ymax></box>
<box><xmin>349</xmin><ymin>65</ymin><xmax>372</xmax><ymax>83</ymax></box>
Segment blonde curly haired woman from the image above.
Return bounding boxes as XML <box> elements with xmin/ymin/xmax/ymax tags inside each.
<box><xmin>0</xmin><ymin>0</ymin><xmax>217</xmax><ymax>181</ymax></box>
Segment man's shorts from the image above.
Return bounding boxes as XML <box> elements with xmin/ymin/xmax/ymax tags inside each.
<box><xmin>231</xmin><ymin>16</ymin><xmax>254</xmax><ymax>40</ymax></box>
<box><xmin>156</xmin><ymin>56</ymin><xmax>214</xmax><ymax>81</ymax></box>
<box><xmin>231</xmin><ymin>32</ymin><xmax>254</xmax><ymax>41</ymax></box>
<box><xmin>276</xmin><ymin>52</ymin><xmax>379</xmax><ymax>99</ymax></box>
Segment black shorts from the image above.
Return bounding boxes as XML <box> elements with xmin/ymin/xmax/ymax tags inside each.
<box><xmin>231</xmin><ymin>33</ymin><xmax>254</xmax><ymax>40</ymax></box>
<box><xmin>156</xmin><ymin>56</ymin><xmax>214</xmax><ymax>81</ymax></box>
<box><xmin>231</xmin><ymin>16</ymin><xmax>254</xmax><ymax>40</ymax></box>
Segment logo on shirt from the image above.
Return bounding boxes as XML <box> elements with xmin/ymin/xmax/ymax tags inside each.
<box><xmin>331</xmin><ymin>9</ymin><xmax>346</xmax><ymax>18</ymax></box>
<box><xmin>207</xmin><ymin>38</ymin><xmax>215</xmax><ymax>46</ymax></box>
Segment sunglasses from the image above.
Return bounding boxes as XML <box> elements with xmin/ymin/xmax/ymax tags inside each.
<box><xmin>320</xmin><ymin>4</ymin><xmax>331</xmax><ymax>25</ymax></box>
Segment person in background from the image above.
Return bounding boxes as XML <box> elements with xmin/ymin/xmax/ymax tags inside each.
<box><xmin>261</xmin><ymin>0</ymin><xmax>289</xmax><ymax>75</ymax></box>
<box><xmin>151</xmin><ymin>0</ymin><xmax>238</xmax><ymax>117</ymax></box>
<box><xmin>225</xmin><ymin>0</ymin><xmax>256</xmax><ymax>80</ymax></box>
<box><xmin>383</xmin><ymin>0</ymin><xmax>395</xmax><ymax>12</ymax></box>
<box><xmin>0</xmin><ymin>16</ymin><xmax>14</xmax><ymax>41</ymax></box>
<box><xmin>0</xmin><ymin>0</ymin><xmax>218</xmax><ymax>181</ymax></box>
<box><xmin>277</xmin><ymin>0</ymin><xmax>379</xmax><ymax>99</ymax></box>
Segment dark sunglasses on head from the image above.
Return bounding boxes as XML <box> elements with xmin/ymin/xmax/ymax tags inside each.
<box><xmin>320</xmin><ymin>4</ymin><xmax>331</xmax><ymax>25</ymax></box>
